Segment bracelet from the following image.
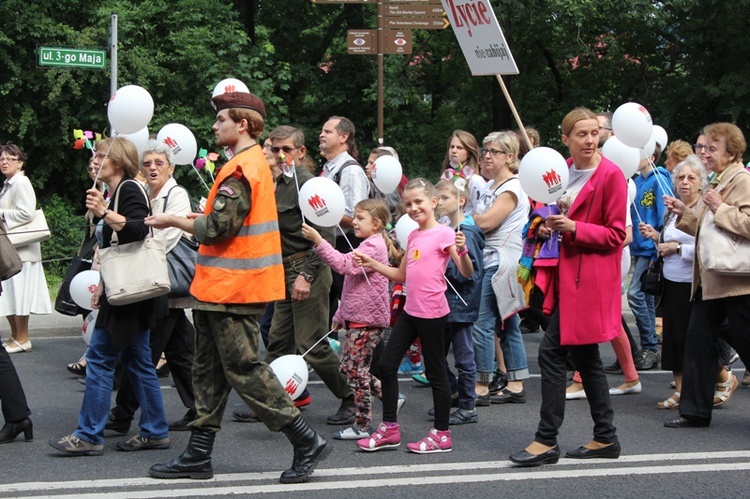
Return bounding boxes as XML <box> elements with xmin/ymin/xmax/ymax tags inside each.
<box><xmin>456</xmin><ymin>246</ymin><xmax>469</xmax><ymax>257</ymax></box>
<box><xmin>102</xmin><ymin>209</ymin><xmax>111</xmax><ymax>219</ymax></box>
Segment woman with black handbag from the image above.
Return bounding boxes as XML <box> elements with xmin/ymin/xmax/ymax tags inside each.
<box><xmin>49</xmin><ymin>137</ymin><xmax>169</xmax><ymax>456</ymax></box>
<box><xmin>105</xmin><ymin>140</ymin><xmax>198</xmax><ymax>434</ymax></box>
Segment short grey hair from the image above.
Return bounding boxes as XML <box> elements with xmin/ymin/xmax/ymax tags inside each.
<box><xmin>672</xmin><ymin>154</ymin><xmax>708</xmax><ymax>192</ymax></box>
<box><xmin>142</xmin><ymin>140</ymin><xmax>175</xmax><ymax>167</ymax></box>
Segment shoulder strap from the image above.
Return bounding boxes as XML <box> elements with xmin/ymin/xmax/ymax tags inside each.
<box><xmin>162</xmin><ymin>184</ymin><xmax>190</xmax><ymax>212</ymax></box>
<box><xmin>109</xmin><ymin>179</ymin><xmax>153</xmax><ymax>245</ymax></box>
<box><xmin>333</xmin><ymin>159</ymin><xmax>361</xmax><ymax>185</ymax></box>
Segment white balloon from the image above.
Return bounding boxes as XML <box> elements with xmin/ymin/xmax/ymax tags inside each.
<box><xmin>269</xmin><ymin>355</ymin><xmax>309</xmax><ymax>400</ymax></box>
<box><xmin>518</xmin><ymin>147</ymin><xmax>570</xmax><ymax>204</ymax></box>
<box><xmin>394</xmin><ymin>214</ymin><xmax>419</xmax><ymax>248</ymax></box>
<box><xmin>627</xmin><ymin>178</ymin><xmax>637</xmax><ymax>206</ymax></box>
<box><xmin>298</xmin><ymin>177</ymin><xmax>346</xmax><ymax>227</ymax></box>
<box><xmin>82</xmin><ymin>310</ymin><xmax>99</xmax><ymax>346</ymax></box>
<box><xmin>612</xmin><ymin>102</ymin><xmax>653</xmax><ymax>148</ymax></box>
<box><xmin>640</xmin><ymin>133</ymin><xmax>656</xmax><ymax>160</ymax></box>
<box><xmin>602</xmin><ymin>137</ymin><xmax>640</xmax><ymax>179</ymax></box>
<box><xmin>652</xmin><ymin>125</ymin><xmax>668</xmax><ymax>151</ymax></box>
<box><xmin>371</xmin><ymin>156</ymin><xmax>402</xmax><ymax>195</ymax></box>
<box><xmin>156</xmin><ymin>123</ymin><xmax>198</xmax><ymax>165</ymax></box>
<box><xmin>118</xmin><ymin>127</ymin><xmax>149</xmax><ymax>161</ymax></box>
<box><xmin>108</xmin><ymin>85</ymin><xmax>154</xmax><ymax>135</ymax></box>
<box><xmin>69</xmin><ymin>270</ymin><xmax>100</xmax><ymax>310</ymax></box>
<box><xmin>211</xmin><ymin>78</ymin><xmax>250</xmax><ymax>98</ymax></box>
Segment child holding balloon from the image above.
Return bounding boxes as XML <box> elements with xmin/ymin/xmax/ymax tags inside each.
<box><xmin>301</xmin><ymin>199</ymin><xmax>393</xmax><ymax>440</ymax></box>
<box><xmin>354</xmin><ymin>178</ymin><xmax>474</xmax><ymax>454</ymax></box>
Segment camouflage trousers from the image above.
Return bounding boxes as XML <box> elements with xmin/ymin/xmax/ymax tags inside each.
<box><xmin>191</xmin><ymin>310</ymin><xmax>298</xmax><ymax>433</ymax></box>
<box><xmin>340</xmin><ymin>326</ymin><xmax>384</xmax><ymax>431</ymax></box>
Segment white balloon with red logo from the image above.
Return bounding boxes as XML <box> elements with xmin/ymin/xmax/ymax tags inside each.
<box><xmin>69</xmin><ymin>270</ymin><xmax>100</xmax><ymax>310</ymax></box>
<box><xmin>394</xmin><ymin>214</ymin><xmax>419</xmax><ymax>248</ymax></box>
<box><xmin>82</xmin><ymin>310</ymin><xmax>99</xmax><ymax>345</ymax></box>
<box><xmin>298</xmin><ymin>177</ymin><xmax>345</xmax><ymax>227</ymax></box>
<box><xmin>119</xmin><ymin>126</ymin><xmax>149</xmax><ymax>161</ymax></box>
<box><xmin>518</xmin><ymin>147</ymin><xmax>569</xmax><ymax>204</ymax></box>
<box><xmin>602</xmin><ymin>136</ymin><xmax>640</xmax><ymax>179</ymax></box>
<box><xmin>269</xmin><ymin>355</ymin><xmax>308</xmax><ymax>400</ymax></box>
<box><xmin>156</xmin><ymin>124</ymin><xmax>197</xmax><ymax>165</ymax></box>
<box><xmin>371</xmin><ymin>156</ymin><xmax>402</xmax><ymax>195</ymax></box>
<box><xmin>211</xmin><ymin>78</ymin><xmax>250</xmax><ymax>98</ymax></box>
<box><xmin>612</xmin><ymin>102</ymin><xmax>653</xmax><ymax>148</ymax></box>
<box><xmin>108</xmin><ymin>85</ymin><xmax>154</xmax><ymax>135</ymax></box>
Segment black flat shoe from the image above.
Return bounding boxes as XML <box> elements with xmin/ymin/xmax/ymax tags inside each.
<box><xmin>0</xmin><ymin>418</ymin><xmax>33</xmax><ymax>444</ymax></box>
<box><xmin>509</xmin><ymin>445</ymin><xmax>560</xmax><ymax>467</ymax></box>
<box><xmin>566</xmin><ymin>441</ymin><xmax>621</xmax><ymax>459</ymax></box>
<box><xmin>664</xmin><ymin>415</ymin><xmax>710</xmax><ymax>428</ymax></box>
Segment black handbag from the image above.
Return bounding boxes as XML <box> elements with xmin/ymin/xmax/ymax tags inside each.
<box><xmin>163</xmin><ymin>185</ymin><xmax>198</xmax><ymax>298</ymax></box>
<box><xmin>640</xmin><ymin>256</ymin><xmax>664</xmax><ymax>296</ymax></box>
<box><xmin>54</xmin><ymin>235</ymin><xmax>98</xmax><ymax>316</ymax></box>
<box><xmin>0</xmin><ymin>230</ymin><xmax>22</xmax><ymax>281</ymax></box>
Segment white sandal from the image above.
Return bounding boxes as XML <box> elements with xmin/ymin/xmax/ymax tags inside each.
<box><xmin>657</xmin><ymin>391</ymin><xmax>680</xmax><ymax>410</ymax></box>
<box><xmin>5</xmin><ymin>338</ymin><xmax>32</xmax><ymax>353</ymax></box>
<box><xmin>713</xmin><ymin>373</ymin><xmax>739</xmax><ymax>408</ymax></box>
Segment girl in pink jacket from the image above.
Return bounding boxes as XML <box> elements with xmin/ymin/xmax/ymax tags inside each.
<box><xmin>301</xmin><ymin>199</ymin><xmax>392</xmax><ymax>440</ymax></box>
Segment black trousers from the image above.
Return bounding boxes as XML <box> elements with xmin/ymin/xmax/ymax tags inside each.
<box><xmin>535</xmin><ymin>310</ymin><xmax>617</xmax><ymax>446</ymax></box>
<box><xmin>0</xmin><ymin>345</ymin><xmax>30</xmax><ymax>424</ymax></box>
<box><xmin>679</xmin><ymin>289</ymin><xmax>750</xmax><ymax>421</ymax></box>
<box><xmin>112</xmin><ymin>308</ymin><xmax>196</xmax><ymax>421</ymax></box>
<box><xmin>378</xmin><ymin>312</ymin><xmax>450</xmax><ymax>430</ymax></box>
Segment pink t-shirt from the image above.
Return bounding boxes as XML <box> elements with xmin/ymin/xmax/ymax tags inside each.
<box><xmin>403</xmin><ymin>224</ymin><xmax>455</xmax><ymax>319</ymax></box>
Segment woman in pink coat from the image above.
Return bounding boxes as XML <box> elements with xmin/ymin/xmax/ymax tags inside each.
<box><xmin>510</xmin><ymin>108</ymin><xmax>627</xmax><ymax>467</ymax></box>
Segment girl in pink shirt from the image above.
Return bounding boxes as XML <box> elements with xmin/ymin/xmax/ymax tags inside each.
<box><xmin>354</xmin><ymin>178</ymin><xmax>474</xmax><ymax>454</ymax></box>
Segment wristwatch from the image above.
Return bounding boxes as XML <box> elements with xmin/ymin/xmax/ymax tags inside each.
<box><xmin>299</xmin><ymin>271</ymin><xmax>314</xmax><ymax>283</ymax></box>
<box><xmin>676</xmin><ymin>243</ymin><xmax>682</xmax><ymax>255</ymax></box>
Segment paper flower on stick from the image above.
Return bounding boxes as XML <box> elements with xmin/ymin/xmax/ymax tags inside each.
<box><xmin>72</xmin><ymin>129</ymin><xmax>102</xmax><ymax>152</ymax></box>
<box><xmin>195</xmin><ymin>148</ymin><xmax>218</xmax><ymax>175</ymax></box>
<box><xmin>279</xmin><ymin>152</ymin><xmax>295</xmax><ymax>178</ymax></box>
<box><xmin>441</xmin><ymin>163</ymin><xmax>475</xmax><ymax>190</ymax></box>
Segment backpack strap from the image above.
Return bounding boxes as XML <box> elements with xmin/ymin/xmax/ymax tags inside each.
<box><xmin>332</xmin><ymin>159</ymin><xmax>362</xmax><ymax>185</ymax></box>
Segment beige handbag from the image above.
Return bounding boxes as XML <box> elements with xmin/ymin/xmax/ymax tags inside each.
<box><xmin>698</xmin><ymin>168</ymin><xmax>750</xmax><ymax>276</ymax></box>
<box><xmin>6</xmin><ymin>209</ymin><xmax>51</xmax><ymax>248</ymax></box>
<box><xmin>97</xmin><ymin>180</ymin><xmax>171</xmax><ymax>305</ymax></box>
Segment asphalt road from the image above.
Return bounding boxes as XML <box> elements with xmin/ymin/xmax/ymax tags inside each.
<box><xmin>1</xmin><ymin>311</ymin><xmax>750</xmax><ymax>498</ymax></box>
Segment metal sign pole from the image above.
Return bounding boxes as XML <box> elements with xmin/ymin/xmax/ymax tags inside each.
<box><xmin>110</xmin><ymin>13</ymin><xmax>118</xmax><ymax>95</ymax></box>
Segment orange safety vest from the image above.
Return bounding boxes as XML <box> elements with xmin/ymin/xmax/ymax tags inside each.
<box><xmin>191</xmin><ymin>145</ymin><xmax>284</xmax><ymax>304</ymax></box>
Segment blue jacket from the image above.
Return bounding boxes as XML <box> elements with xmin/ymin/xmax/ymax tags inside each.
<box><xmin>630</xmin><ymin>167</ymin><xmax>672</xmax><ymax>258</ymax></box>
<box><xmin>445</xmin><ymin>218</ymin><xmax>485</xmax><ymax>323</ymax></box>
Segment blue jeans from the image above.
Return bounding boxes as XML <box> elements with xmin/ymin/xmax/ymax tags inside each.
<box><xmin>445</xmin><ymin>322</ymin><xmax>477</xmax><ymax>410</ymax></box>
<box><xmin>495</xmin><ymin>313</ymin><xmax>530</xmax><ymax>381</ymax></box>
<box><xmin>74</xmin><ymin>327</ymin><xmax>168</xmax><ymax>445</ymax></box>
<box><xmin>627</xmin><ymin>256</ymin><xmax>657</xmax><ymax>352</ymax></box>
<box><xmin>472</xmin><ymin>265</ymin><xmax>499</xmax><ymax>382</ymax></box>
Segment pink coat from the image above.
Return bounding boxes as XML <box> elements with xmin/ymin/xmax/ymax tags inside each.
<box><xmin>314</xmin><ymin>235</ymin><xmax>391</xmax><ymax>328</ymax></box>
<box><xmin>557</xmin><ymin>157</ymin><xmax>626</xmax><ymax>345</ymax></box>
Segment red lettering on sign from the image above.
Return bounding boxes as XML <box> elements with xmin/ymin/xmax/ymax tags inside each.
<box><xmin>447</xmin><ymin>0</ymin><xmax>492</xmax><ymax>38</ymax></box>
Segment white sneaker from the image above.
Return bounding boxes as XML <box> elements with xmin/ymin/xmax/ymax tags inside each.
<box><xmin>333</xmin><ymin>426</ymin><xmax>373</xmax><ymax>440</ymax></box>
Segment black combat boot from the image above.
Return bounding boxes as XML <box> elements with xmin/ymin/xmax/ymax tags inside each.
<box><xmin>279</xmin><ymin>416</ymin><xmax>331</xmax><ymax>484</ymax></box>
<box><xmin>149</xmin><ymin>428</ymin><xmax>215</xmax><ymax>479</ymax></box>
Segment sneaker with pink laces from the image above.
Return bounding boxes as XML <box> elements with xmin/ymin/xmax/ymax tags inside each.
<box><xmin>356</xmin><ymin>422</ymin><xmax>401</xmax><ymax>451</ymax></box>
<box><xmin>406</xmin><ymin>428</ymin><xmax>452</xmax><ymax>454</ymax></box>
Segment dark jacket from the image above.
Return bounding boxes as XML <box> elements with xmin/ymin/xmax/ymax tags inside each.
<box><xmin>445</xmin><ymin>221</ymin><xmax>485</xmax><ymax>323</ymax></box>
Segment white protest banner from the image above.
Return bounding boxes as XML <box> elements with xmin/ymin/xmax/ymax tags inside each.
<box><xmin>441</xmin><ymin>0</ymin><xmax>519</xmax><ymax>76</ymax></box>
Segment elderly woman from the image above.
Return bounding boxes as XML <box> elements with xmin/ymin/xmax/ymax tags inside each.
<box><xmin>664</xmin><ymin>123</ymin><xmax>750</xmax><ymax>428</ymax></box>
<box><xmin>105</xmin><ymin>140</ymin><xmax>197</xmax><ymax>434</ymax></box>
<box><xmin>471</xmin><ymin>131</ymin><xmax>530</xmax><ymax>405</ymax></box>
<box><xmin>639</xmin><ymin>155</ymin><xmax>705</xmax><ymax>410</ymax></box>
<box><xmin>510</xmin><ymin>108</ymin><xmax>626</xmax><ymax>466</ymax></box>
<box><xmin>49</xmin><ymin>137</ymin><xmax>169</xmax><ymax>455</ymax></box>
<box><xmin>0</xmin><ymin>144</ymin><xmax>52</xmax><ymax>353</ymax></box>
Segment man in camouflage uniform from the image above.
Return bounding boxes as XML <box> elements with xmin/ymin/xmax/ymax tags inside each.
<box><xmin>146</xmin><ymin>92</ymin><xmax>330</xmax><ymax>484</ymax></box>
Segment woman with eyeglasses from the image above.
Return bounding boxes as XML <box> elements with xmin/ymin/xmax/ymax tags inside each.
<box><xmin>471</xmin><ymin>131</ymin><xmax>530</xmax><ymax>407</ymax></box>
<box><xmin>0</xmin><ymin>143</ymin><xmax>52</xmax><ymax>354</ymax></box>
<box><xmin>440</xmin><ymin>130</ymin><xmax>486</xmax><ymax>216</ymax></box>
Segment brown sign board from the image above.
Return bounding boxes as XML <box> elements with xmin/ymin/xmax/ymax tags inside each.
<box><xmin>312</xmin><ymin>0</ymin><xmax>374</xmax><ymax>3</ymax></box>
<box><xmin>381</xmin><ymin>4</ymin><xmax>445</xmax><ymax>17</ymax></box>
<box><xmin>383</xmin><ymin>16</ymin><xmax>449</xmax><ymax>30</ymax></box>
<box><xmin>347</xmin><ymin>30</ymin><xmax>376</xmax><ymax>54</ymax></box>
<box><xmin>383</xmin><ymin>30</ymin><xmax>413</xmax><ymax>54</ymax></box>
<box><xmin>382</xmin><ymin>0</ymin><xmax>442</xmax><ymax>3</ymax></box>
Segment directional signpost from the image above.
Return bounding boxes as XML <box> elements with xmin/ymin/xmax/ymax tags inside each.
<box><xmin>38</xmin><ymin>47</ymin><xmax>107</xmax><ymax>70</ymax></box>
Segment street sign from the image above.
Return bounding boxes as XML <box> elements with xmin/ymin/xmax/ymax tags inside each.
<box><xmin>381</xmin><ymin>4</ymin><xmax>445</xmax><ymax>17</ymax></box>
<box><xmin>38</xmin><ymin>46</ymin><xmax>107</xmax><ymax>70</ymax></box>
<box><xmin>347</xmin><ymin>30</ymin><xmax>376</xmax><ymax>54</ymax></box>
<box><xmin>383</xmin><ymin>30</ymin><xmax>413</xmax><ymax>54</ymax></box>
<box><xmin>383</xmin><ymin>17</ymin><xmax>449</xmax><ymax>29</ymax></box>
<box><xmin>313</xmin><ymin>0</ymin><xmax>374</xmax><ymax>3</ymax></box>
<box><xmin>440</xmin><ymin>0</ymin><xmax>518</xmax><ymax>75</ymax></box>
<box><xmin>384</xmin><ymin>0</ymin><xmax>443</xmax><ymax>3</ymax></box>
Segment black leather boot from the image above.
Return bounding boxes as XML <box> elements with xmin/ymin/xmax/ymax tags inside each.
<box><xmin>279</xmin><ymin>416</ymin><xmax>331</xmax><ymax>484</ymax></box>
<box><xmin>149</xmin><ymin>428</ymin><xmax>215</xmax><ymax>479</ymax></box>
<box><xmin>0</xmin><ymin>418</ymin><xmax>33</xmax><ymax>444</ymax></box>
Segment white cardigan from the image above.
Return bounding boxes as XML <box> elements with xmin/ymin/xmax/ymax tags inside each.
<box><xmin>0</xmin><ymin>172</ymin><xmax>41</xmax><ymax>262</ymax></box>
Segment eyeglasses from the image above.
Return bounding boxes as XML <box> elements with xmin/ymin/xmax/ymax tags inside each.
<box><xmin>271</xmin><ymin>146</ymin><xmax>299</xmax><ymax>154</ymax></box>
<box><xmin>141</xmin><ymin>160</ymin><xmax>169</xmax><ymax>168</ymax></box>
<box><xmin>599</xmin><ymin>126</ymin><xmax>612</xmax><ymax>131</ymax></box>
<box><xmin>0</xmin><ymin>156</ymin><xmax>19</xmax><ymax>163</ymax></box>
<box><xmin>87</xmin><ymin>166</ymin><xmax>99</xmax><ymax>173</ymax></box>
<box><xmin>693</xmin><ymin>143</ymin><xmax>708</xmax><ymax>152</ymax></box>
<box><xmin>481</xmin><ymin>148</ymin><xmax>506</xmax><ymax>156</ymax></box>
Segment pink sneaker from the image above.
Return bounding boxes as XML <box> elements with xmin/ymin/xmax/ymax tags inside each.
<box><xmin>357</xmin><ymin>422</ymin><xmax>401</xmax><ymax>451</ymax></box>
<box><xmin>406</xmin><ymin>428</ymin><xmax>452</xmax><ymax>454</ymax></box>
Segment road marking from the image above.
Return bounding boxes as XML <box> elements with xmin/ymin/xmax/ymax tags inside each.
<box><xmin>5</xmin><ymin>451</ymin><xmax>750</xmax><ymax>496</ymax></box>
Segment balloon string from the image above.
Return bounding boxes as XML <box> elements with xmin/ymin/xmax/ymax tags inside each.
<box><xmin>301</xmin><ymin>329</ymin><xmax>336</xmax><ymax>358</ymax></box>
<box><xmin>445</xmin><ymin>277</ymin><xmax>468</xmax><ymax>307</ymax></box>
<box><xmin>190</xmin><ymin>164</ymin><xmax>211</xmax><ymax>193</ymax></box>
<box><xmin>338</xmin><ymin>225</ymin><xmax>371</xmax><ymax>286</ymax></box>
<box><xmin>646</xmin><ymin>156</ymin><xmax>675</xmax><ymax>198</ymax></box>
<box><xmin>291</xmin><ymin>161</ymin><xmax>306</xmax><ymax>225</ymax></box>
